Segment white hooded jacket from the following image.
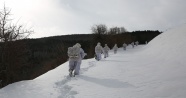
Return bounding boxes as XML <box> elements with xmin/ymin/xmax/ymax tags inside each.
<box><xmin>95</xmin><ymin>44</ymin><xmax>103</xmax><ymax>54</ymax></box>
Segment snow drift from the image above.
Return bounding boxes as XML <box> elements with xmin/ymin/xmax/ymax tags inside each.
<box><xmin>139</xmin><ymin>24</ymin><xmax>186</xmax><ymax>98</ymax></box>
<box><xmin>144</xmin><ymin>24</ymin><xmax>186</xmax><ymax>60</ymax></box>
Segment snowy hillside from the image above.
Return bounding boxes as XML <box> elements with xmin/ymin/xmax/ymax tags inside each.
<box><xmin>0</xmin><ymin>24</ymin><xmax>186</xmax><ymax>98</ymax></box>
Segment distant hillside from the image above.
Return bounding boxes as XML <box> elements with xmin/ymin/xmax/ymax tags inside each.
<box><xmin>0</xmin><ymin>30</ymin><xmax>161</xmax><ymax>88</ymax></box>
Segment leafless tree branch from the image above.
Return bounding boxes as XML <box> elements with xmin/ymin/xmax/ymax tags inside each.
<box><xmin>0</xmin><ymin>6</ymin><xmax>33</xmax><ymax>42</ymax></box>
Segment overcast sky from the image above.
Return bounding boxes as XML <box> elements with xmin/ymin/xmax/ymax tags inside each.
<box><xmin>1</xmin><ymin>0</ymin><xmax>186</xmax><ymax>38</ymax></box>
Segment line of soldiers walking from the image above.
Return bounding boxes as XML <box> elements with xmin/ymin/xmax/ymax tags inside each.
<box><xmin>94</xmin><ymin>43</ymin><xmax>119</xmax><ymax>61</ymax></box>
<box><xmin>67</xmin><ymin>41</ymin><xmax>139</xmax><ymax>77</ymax></box>
<box><xmin>95</xmin><ymin>41</ymin><xmax>139</xmax><ymax>61</ymax></box>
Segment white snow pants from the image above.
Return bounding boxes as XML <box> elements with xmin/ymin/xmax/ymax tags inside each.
<box><xmin>104</xmin><ymin>51</ymin><xmax>108</xmax><ymax>58</ymax></box>
<box><xmin>96</xmin><ymin>53</ymin><xmax>102</xmax><ymax>61</ymax></box>
<box><xmin>69</xmin><ymin>60</ymin><xmax>81</xmax><ymax>75</ymax></box>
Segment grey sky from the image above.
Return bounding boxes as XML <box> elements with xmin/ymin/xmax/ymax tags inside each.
<box><xmin>1</xmin><ymin>0</ymin><xmax>186</xmax><ymax>38</ymax></box>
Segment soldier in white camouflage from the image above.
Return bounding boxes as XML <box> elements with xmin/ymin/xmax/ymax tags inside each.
<box><xmin>113</xmin><ymin>44</ymin><xmax>118</xmax><ymax>54</ymax></box>
<box><xmin>123</xmin><ymin>43</ymin><xmax>127</xmax><ymax>50</ymax></box>
<box><xmin>67</xmin><ymin>43</ymin><xmax>86</xmax><ymax>76</ymax></box>
<box><xmin>95</xmin><ymin>42</ymin><xmax>103</xmax><ymax>61</ymax></box>
<box><xmin>103</xmin><ymin>44</ymin><xmax>110</xmax><ymax>58</ymax></box>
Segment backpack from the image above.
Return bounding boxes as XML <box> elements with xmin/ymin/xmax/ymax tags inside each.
<box><xmin>68</xmin><ymin>46</ymin><xmax>80</xmax><ymax>57</ymax></box>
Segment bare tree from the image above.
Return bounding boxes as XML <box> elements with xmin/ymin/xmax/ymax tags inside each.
<box><xmin>0</xmin><ymin>5</ymin><xmax>33</xmax><ymax>88</ymax></box>
<box><xmin>91</xmin><ymin>24</ymin><xmax>107</xmax><ymax>35</ymax></box>
<box><xmin>108</xmin><ymin>26</ymin><xmax>128</xmax><ymax>34</ymax></box>
<box><xmin>0</xmin><ymin>6</ymin><xmax>33</xmax><ymax>42</ymax></box>
<box><xmin>120</xmin><ymin>27</ymin><xmax>127</xmax><ymax>33</ymax></box>
<box><xmin>108</xmin><ymin>27</ymin><xmax>120</xmax><ymax>35</ymax></box>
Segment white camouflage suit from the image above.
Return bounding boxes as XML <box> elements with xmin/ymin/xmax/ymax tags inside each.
<box><xmin>68</xmin><ymin>43</ymin><xmax>86</xmax><ymax>75</ymax></box>
<box><xmin>135</xmin><ymin>41</ymin><xmax>139</xmax><ymax>46</ymax></box>
<box><xmin>103</xmin><ymin>44</ymin><xmax>110</xmax><ymax>58</ymax></box>
<box><xmin>95</xmin><ymin>43</ymin><xmax>103</xmax><ymax>61</ymax></box>
<box><xmin>113</xmin><ymin>44</ymin><xmax>118</xmax><ymax>54</ymax></box>
<box><xmin>123</xmin><ymin>43</ymin><xmax>127</xmax><ymax>50</ymax></box>
<box><xmin>131</xmin><ymin>42</ymin><xmax>134</xmax><ymax>48</ymax></box>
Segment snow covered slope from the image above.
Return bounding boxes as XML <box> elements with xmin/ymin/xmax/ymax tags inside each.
<box><xmin>0</xmin><ymin>24</ymin><xmax>186</xmax><ymax>98</ymax></box>
<box><xmin>144</xmin><ymin>24</ymin><xmax>186</xmax><ymax>60</ymax></box>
